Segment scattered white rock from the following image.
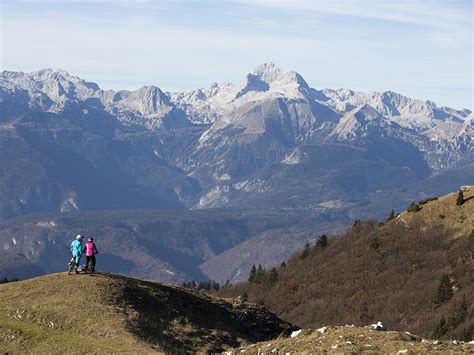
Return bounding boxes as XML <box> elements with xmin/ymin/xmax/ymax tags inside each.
<box><xmin>433</xmin><ymin>340</ymin><xmax>440</xmax><ymax>345</ymax></box>
<box><xmin>317</xmin><ymin>326</ymin><xmax>327</xmax><ymax>334</ymax></box>
<box><xmin>468</xmin><ymin>340</ymin><xmax>474</xmax><ymax>345</ymax></box>
<box><xmin>371</xmin><ymin>321</ymin><xmax>386</xmax><ymax>331</ymax></box>
<box><xmin>331</xmin><ymin>344</ymin><xmax>338</xmax><ymax>349</ymax></box>
<box><xmin>452</xmin><ymin>340</ymin><xmax>458</xmax><ymax>345</ymax></box>
<box><xmin>397</xmin><ymin>350</ymin><xmax>408</xmax><ymax>354</ymax></box>
<box><xmin>290</xmin><ymin>329</ymin><xmax>302</xmax><ymax>338</ymax></box>
<box><xmin>421</xmin><ymin>339</ymin><xmax>427</xmax><ymax>343</ymax></box>
<box><xmin>346</xmin><ymin>341</ymin><xmax>352</xmax><ymax>345</ymax></box>
<box><xmin>271</xmin><ymin>348</ymin><xmax>277</xmax><ymax>353</ymax></box>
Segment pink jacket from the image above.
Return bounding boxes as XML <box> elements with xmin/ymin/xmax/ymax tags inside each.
<box><xmin>83</xmin><ymin>241</ymin><xmax>98</xmax><ymax>256</ymax></box>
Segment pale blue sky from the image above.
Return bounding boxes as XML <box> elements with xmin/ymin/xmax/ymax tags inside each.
<box><xmin>1</xmin><ymin>0</ymin><xmax>473</xmax><ymax>109</ymax></box>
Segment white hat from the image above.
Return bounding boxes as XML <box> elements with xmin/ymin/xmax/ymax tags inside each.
<box><xmin>76</xmin><ymin>234</ymin><xmax>83</xmax><ymax>240</ymax></box>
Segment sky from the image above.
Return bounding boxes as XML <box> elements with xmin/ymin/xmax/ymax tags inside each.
<box><xmin>1</xmin><ymin>0</ymin><xmax>473</xmax><ymax>110</ymax></box>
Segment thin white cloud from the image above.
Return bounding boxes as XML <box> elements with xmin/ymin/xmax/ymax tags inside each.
<box><xmin>1</xmin><ymin>1</ymin><xmax>472</xmax><ymax>109</ymax></box>
<box><xmin>236</xmin><ymin>0</ymin><xmax>471</xmax><ymax>29</ymax></box>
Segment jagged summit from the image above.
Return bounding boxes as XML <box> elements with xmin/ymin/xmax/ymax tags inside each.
<box><xmin>253</xmin><ymin>62</ymin><xmax>284</xmax><ymax>82</ymax></box>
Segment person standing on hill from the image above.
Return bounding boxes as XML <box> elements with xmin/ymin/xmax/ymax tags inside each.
<box><xmin>70</xmin><ymin>235</ymin><xmax>84</xmax><ymax>274</ymax></box>
<box><xmin>83</xmin><ymin>237</ymin><xmax>99</xmax><ymax>272</ymax></box>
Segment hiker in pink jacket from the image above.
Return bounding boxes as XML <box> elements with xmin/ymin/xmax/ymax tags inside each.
<box><xmin>83</xmin><ymin>237</ymin><xmax>99</xmax><ymax>272</ymax></box>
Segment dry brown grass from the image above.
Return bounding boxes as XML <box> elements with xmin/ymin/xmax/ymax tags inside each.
<box><xmin>397</xmin><ymin>186</ymin><xmax>474</xmax><ymax>238</ymax></box>
<box><xmin>217</xmin><ymin>188</ymin><xmax>474</xmax><ymax>339</ymax></box>
<box><xmin>0</xmin><ymin>272</ymin><xmax>293</xmax><ymax>353</ymax></box>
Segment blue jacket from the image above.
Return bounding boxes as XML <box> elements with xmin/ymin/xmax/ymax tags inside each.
<box><xmin>70</xmin><ymin>240</ymin><xmax>83</xmax><ymax>258</ymax></box>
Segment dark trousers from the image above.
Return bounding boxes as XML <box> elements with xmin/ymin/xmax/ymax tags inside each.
<box><xmin>86</xmin><ymin>255</ymin><xmax>96</xmax><ymax>271</ymax></box>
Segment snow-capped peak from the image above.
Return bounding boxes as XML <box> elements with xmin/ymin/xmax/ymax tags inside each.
<box><xmin>253</xmin><ymin>62</ymin><xmax>284</xmax><ymax>83</ymax></box>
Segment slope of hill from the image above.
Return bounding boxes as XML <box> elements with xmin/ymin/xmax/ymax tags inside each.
<box><xmin>0</xmin><ymin>273</ymin><xmax>294</xmax><ymax>353</ymax></box>
<box><xmin>217</xmin><ymin>188</ymin><xmax>474</xmax><ymax>340</ymax></box>
<box><xmin>226</xmin><ymin>326</ymin><xmax>473</xmax><ymax>354</ymax></box>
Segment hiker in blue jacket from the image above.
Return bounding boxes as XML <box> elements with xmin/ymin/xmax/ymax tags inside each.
<box><xmin>70</xmin><ymin>234</ymin><xmax>84</xmax><ymax>274</ymax></box>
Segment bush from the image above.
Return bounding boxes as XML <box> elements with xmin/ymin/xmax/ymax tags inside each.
<box><xmin>407</xmin><ymin>202</ymin><xmax>421</xmax><ymax>213</ymax></box>
<box><xmin>316</xmin><ymin>234</ymin><xmax>328</xmax><ymax>248</ymax></box>
<box><xmin>370</xmin><ymin>236</ymin><xmax>381</xmax><ymax>250</ymax></box>
<box><xmin>419</xmin><ymin>197</ymin><xmax>438</xmax><ymax>205</ymax></box>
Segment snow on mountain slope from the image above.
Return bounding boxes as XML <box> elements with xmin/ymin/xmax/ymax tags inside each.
<box><xmin>1</xmin><ymin>64</ymin><xmax>472</xmax><ymax>172</ymax></box>
<box><xmin>0</xmin><ymin>69</ymin><xmax>189</xmax><ymax>129</ymax></box>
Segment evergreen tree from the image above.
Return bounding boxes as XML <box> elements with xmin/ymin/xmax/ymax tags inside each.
<box><xmin>386</xmin><ymin>209</ymin><xmax>395</xmax><ymax>222</ymax></box>
<box><xmin>248</xmin><ymin>264</ymin><xmax>257</xmax><ymax>283</ymax></box>
<box><xmin>456</xmin><ymin>190</ymin><xmax>464</xmax><ymax>206</ymax></box>
<box><xmin>359</xmin><ymin>302</ymin><xmax>371</xmax><ymax>324</ymax></box>
<box><xmin>448</xmin><ymin>295</ymin><xmax>468</xmax><ymax>328</ymax></box>
<box><xmin>316</xmin><ymin>234</ymin><xmax>328</xmax><ymax>247</ymax></box>
<box><xmin>301</xmin><ymin>243</ymin><xmax>311</xmax><ymax>259</ymax></box>
<box><xmin>432</xmin><ymin>316</ymin><xmax>449</xmax><ymax>338</ymax></box>
<box><xmin>255</xmin><ymin>264</ymin><xmax>265</xmax><ymax>283</ymax></box>
<box><xmin>211</xmin><ymin>281</ymin><xmax>220</xmax><ymax>291</ymax></box>
<box><xmin>280</xmin><ymin>261</ymin><xmax>286</xmax><ymax>268</ymax></box>
<box><xmin>434</xmin><ymin>274</ymin><xmax>454</xmax><ymax>307</ymax></box>
<box><xmin>268</xmin><ymin>268</ymin><xmax>279</xmax><ymax>287</ymax></box>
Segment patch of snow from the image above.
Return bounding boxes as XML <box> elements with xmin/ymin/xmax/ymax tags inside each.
<box><xmin>12</xmin><ymin>238</ymin><xmax>17</xmax><ymax>245</ymax></box>
<box><xmin>218</xmin><ymin>173</ymin><xmax>231</xmax><ymax>181</ymax></box>
<box><xmin>36</xmin><ymin>220</ymin><xmax>57</xmax><ymax>228</ymax></box>
<box><xmin>317</xmin><ymin>326</ymin><xmax>327</xmax><ymax>334</ymax></box>
<box><xmin>281</xmin><ymin>148</ymin><xmax>305</xmax><ymax>165</ymax></box>
<box><xmin>318</xmin><ymin>200</ymin><xmax>347</xmax><ymax>209</ymax></box>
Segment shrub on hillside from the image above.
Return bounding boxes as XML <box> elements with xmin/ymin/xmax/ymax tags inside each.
<box><xmin>316</xmin><ymin>234</ymin><xmax>328</xmax><ymax>248</ymax></box>
<box><xmin>407</xmin><ymin>202</ymin><xmax>421</xmax><ymax>213</ymax></box>
<box><xmin>370</xmin><ymin>236</ymin><xmax>381</xmax><ymax>250</ymax></box>
<box><xmin>419</xmin><ymin>197</ymin><xmax>438</xmax><ymax>205</ymax></box>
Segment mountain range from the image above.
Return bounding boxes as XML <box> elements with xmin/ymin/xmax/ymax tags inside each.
<box><xmin>0</xmin><ymin>63</ymin><xmax>473</xmax><ymax>282</ymax></box>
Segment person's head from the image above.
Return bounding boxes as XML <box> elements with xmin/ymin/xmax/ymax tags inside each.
<box><xmin>88</xmin><ymin>237</ymin><xmax>94</xmax><ymax>242</ymax></box>
<box><xmin>76</xmin><ymin>234</ymin><xmax>84</xmax><ymax>241</ymax></box>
